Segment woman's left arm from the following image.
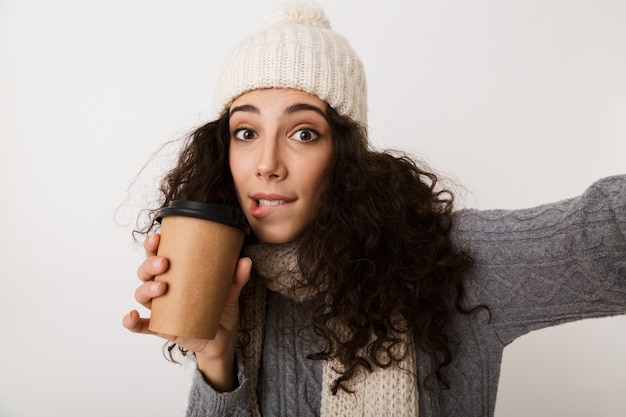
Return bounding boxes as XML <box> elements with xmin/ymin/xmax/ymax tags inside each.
<box><xmin>452</xmin><ymin>175</ymin><xmax>626</xmax><ymax>346</ymax></box>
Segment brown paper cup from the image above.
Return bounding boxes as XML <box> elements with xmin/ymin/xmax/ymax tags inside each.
<box><xmin>148</xmin><ymin>201</ymin><xmax>249</xmax><ymax>340</ymax></box>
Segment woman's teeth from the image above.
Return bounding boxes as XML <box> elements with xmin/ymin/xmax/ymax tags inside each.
<box><xmin>258</xmin><ymin>199</ymin><xmax>285</xmax><ymax>206</ymax></box>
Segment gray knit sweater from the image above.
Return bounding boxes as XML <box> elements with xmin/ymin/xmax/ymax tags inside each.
<box><xmin>186</xmin><ymin>175</ymin><xmax>626</xmax><ymax>416</ymax></box>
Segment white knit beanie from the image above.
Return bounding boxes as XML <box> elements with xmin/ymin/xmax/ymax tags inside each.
<box><xmin>214</xmin><ymin>1</ymin><xmax>368</xmax><ymax>126</ymax></box>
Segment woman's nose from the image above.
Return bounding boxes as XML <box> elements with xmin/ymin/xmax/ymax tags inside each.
<box><xmin>256</xmin><ymin>136</ymin><xmax>286</xmax><ymax>180</ymax></box>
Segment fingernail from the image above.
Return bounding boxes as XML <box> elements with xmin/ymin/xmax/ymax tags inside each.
<box><xmin>123</xmin><ymin>311</ymin><xmax>133</xmax><ymax>323</ymax></box>
<box><xmin>151</xmin><ymin>282</ymin><xmax>162</xmax><ymax>292</ymax></box>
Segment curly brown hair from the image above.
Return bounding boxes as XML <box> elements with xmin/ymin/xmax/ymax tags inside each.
<box><xmin>136</xmin><ymin>105</ymin><xmax>485</xmax><ymax>393</ymax></box>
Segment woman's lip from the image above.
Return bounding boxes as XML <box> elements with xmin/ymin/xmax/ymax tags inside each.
<box><xmin>249</xmin><ymin>193</ymin><xmax>295</xmax><ymax>218</ymax></box>
<box><xmin>251</xmin><ymin>192</ymin><xmax>293</xmax><ymax>200</ymax></box>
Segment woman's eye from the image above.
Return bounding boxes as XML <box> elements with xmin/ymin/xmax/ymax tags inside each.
<box><xmin>292</xmin><ymin>129</ymin><xmax>319</xmax><ymax>142</ymax></box>
<box><xmin>233</xmin><ymin>128</ymin><xmax>256</xmax><ymax>140</ymax></box>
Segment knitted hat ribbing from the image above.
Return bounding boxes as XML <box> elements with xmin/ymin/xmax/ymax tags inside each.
<box><xmin>214</xmin><ymin>1</ymin><xmax>367</xmax><ymax>126</ymax></box>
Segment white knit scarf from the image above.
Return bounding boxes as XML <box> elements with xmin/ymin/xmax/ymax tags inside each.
<box><xmin>240</xmin><ymin>243</ymin><xmax>419</xmax><ymax>417</ymax></box>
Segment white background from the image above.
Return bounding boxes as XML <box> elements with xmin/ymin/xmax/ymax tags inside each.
<box><xmin>1</xmin><ymin>1</ymin><xmax>625</xmax><ymax>416</ymax></box>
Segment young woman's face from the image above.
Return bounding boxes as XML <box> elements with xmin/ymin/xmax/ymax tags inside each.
<box><xmin>228</xmin><ymin>88</ymin><xmax>333</xmax><ymax>243</ymax></box>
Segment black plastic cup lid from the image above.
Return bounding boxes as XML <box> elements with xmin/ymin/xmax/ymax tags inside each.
<box><xmin>156</xmin><ymin>200</ymin><xmax>250</xmax><ymax>235</ymax></box>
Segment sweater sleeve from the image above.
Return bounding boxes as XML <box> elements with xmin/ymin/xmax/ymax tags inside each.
<box><xmin>186</xmin><ymin>356</ymin><xmax>252</xmax><ymax>417</ymax></box>
<box><xmin>452</xmin><ymin>175</ymin><xmax>626</xmax><ymax>346</ymax></box>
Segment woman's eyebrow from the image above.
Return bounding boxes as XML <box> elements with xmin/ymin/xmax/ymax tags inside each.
<box><xmin>284</xmin><ymin>103</ymin><xmax>327</xmax><ymax>119</ymax></box>
<box><xmin>230</xmin><ymin>102</ymin><xmax>327</xmax><ymax>119</ymax></box>
<box><xmin>230</xmin><ymin>104</ymin><xmax>260</xmax><ymax>116</ymax></box>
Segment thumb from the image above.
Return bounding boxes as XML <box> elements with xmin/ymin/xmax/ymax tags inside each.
<box><xmin>219</xmin><ymin>257</ymin><xmax>252</xmax><ymax>332</ymax></box>
<box><xmin>227</xmin><ymin>257</ymin><xmax>252</xmax><ymax>303</ymax></box>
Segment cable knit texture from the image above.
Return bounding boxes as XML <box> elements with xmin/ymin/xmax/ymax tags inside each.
<box><xmin>186</xmin><ymin>175</ymin><xmax>626</xmax><ymax>416</ymax></box>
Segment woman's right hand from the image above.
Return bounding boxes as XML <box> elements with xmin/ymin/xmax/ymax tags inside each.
<box><xmin>123</xmin><ymin>233</ymin><xmax>252</xmax><ymax>392</ymax></box>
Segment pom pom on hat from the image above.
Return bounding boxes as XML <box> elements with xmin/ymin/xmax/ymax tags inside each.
<box><xmin>214</xmin><ymin>1</ymin><xmax>367</xmax><ymax>126</ymax></box>
<box><xmin>262</xmin><ymin>1</ymin><xmax>330</xmax><ymax>28</ymax></box>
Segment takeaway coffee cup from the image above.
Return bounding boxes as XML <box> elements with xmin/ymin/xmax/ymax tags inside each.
<box><xmin>148</xmin><ymin>200</ymin><xmax>250</xmax><ymax>340</ymax></box>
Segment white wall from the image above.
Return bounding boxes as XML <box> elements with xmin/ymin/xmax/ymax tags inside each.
<box><xmin>1</xmin><ymin>1</ymin><xmax>624</xmax><ymax>416</ymax></box>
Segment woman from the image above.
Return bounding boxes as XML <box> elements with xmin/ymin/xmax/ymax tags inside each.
<box><xmin>123</xmin><ymin>2</ymin><xmax>626</xmax><ymax>416</ymax></box>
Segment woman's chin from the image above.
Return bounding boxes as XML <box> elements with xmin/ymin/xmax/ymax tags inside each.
<box><xmin>252</xmin><ymin>227</ymin><xmax>301</xmax><ymax>245</ymax></box>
